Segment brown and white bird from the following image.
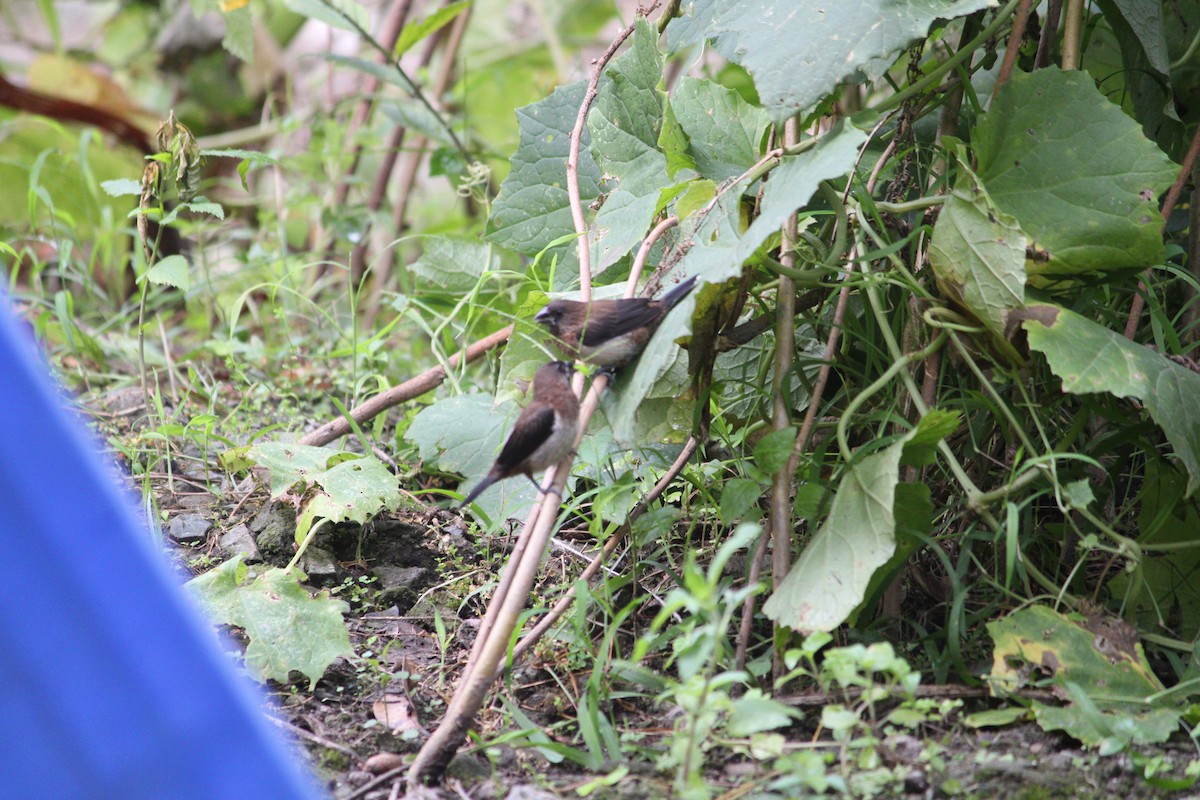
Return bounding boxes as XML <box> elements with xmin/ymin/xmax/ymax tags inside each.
<box><xmin>534</xmin><ymin>275</ymin><xmax>697</xmax><ymax>369</ymax></box>
<box><xmin>459</xmin><ymin>361</ymin><xmax>580</xmax><ymax>508</ymax></box>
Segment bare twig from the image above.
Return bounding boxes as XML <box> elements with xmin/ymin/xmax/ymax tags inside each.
<box><xmin>769</xmin><ymin>119</ymin><xmax>801</xmax><ymax>679</ymax></box>
<box><xmin>501</xmin><ymin>435</ymin><xmax>699</xmax><ymax>674</ymax></box>
<box><xmin>332</xmin><ymin>0</ymin><xmax>414</xmax><ymax>217</ymax></box>
<box><xmin>319</xmin><ymin>0</ymin><xmax>468</xmax><ymax>160</ymax></box>
<box><xmin>566</xmin><ymin>21</ymin><xmax>641</xmax><ymax>298</ymax></box>
<box><xmin>1034</xmin><ymin>0</ymin><xmax>1063</xmax><ymax>69</ymax></box>
<box><xmin>407</xmin><ymin>14</ymin><xmax>658</xmax><ymax>784</ymax></box>
<box><xmin>348</xmin><ymin>1</ymin><xmax>449</xmax><ymax>279</ymax></box>
<box><xmin>991</xmin><ymin>0</ymin><xmax>1033</xmax><ymax>101</ymax></box>
<box><xmin>627</xmin><ymin>216</ymin><xmax>679</xmax><ymax>297</ymax></box>
<box><xmin>1123</xmin><ymin>123</ymin><xmax>1200</xmax><ymax>339</ymax></box>
<box><xmin>298</xmin><ymin>324</ymin><xmax>512</xmax><ymax>447</ymax></box>
<box><xmin>266</xmin><ymin>714</ymin><xmax>358</xmax><ymax>758</ymax></box>
<box><xmin>343</xmin><ymin>766</ymin><xmax>407</xmax><ymax>800</ymax></box>
<box><xmin>364</xmin><ymin>5</ymin><xmax>472</xmax><ymax>313</ymax></box>
<box><xmin>1061</xmin><ymin>0</ymin><xmax>1084</xmax><ymax>70</ymax></box>
<box><xmin>733</xmin><ymin>525</ymin><xmax>770</xmax><ymax>676</ymax></box>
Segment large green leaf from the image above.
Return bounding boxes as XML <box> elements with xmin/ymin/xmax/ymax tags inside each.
<box><xmin>587</xmin><ymin>18</ymin><xmax>668</xmax><ymax>275</ymax></box>
<box><xmin>851</xmin><ymin>482</ymin><xmax>933</xmax><ymax>626</ymax></box>
<box><xmin>928</xmin><ymin>164</ymin><xmax>1026</xmax><ymax>338</ymax></box>
<box><xmin>764</xmin><ymin>432</ymin><xmax>911</xmax><ymax>633</ymax></box>
<box><xmin>188</xmin><ymin>559</ymin><xmax>353</xmax><ymax>689</ymax></box>
<box><xmin>987</xmin><ymin>605</ymin><xmax>1179</xmax><ymax>751</ymax></box>
<box><xmin>671</xmin><ymin>76</ymin><xmax>770</xmax><ymax>182</ymax></box>
<box><xmin>1104</xmin><ymin>0</ymin><xmax>1171</xmax><ymax>74</ymax></box>
<box><xmin>1092</xmin><ymin>0</ymin><xmax>1188</xmax><ymax>161</ymax></box>
<box><xmin>485</xmin><ymin>81</ymin><xmax>602</xmax><ymax>267</ymax></box>
<box><xmin>974</xmin><ymin>67</ymin><xmax>1176</xmax><ymax>276</ymax></box>
<box><xmin>406</xmin><ymin>235</ymin><xmax>496</xmax><ymax>294</ymax></box>
<box><xmin>246</xmin><ymin>443</ymin><xmax>401</xmax><ymax>543</ymax></box>
<box><xmin>665</xmin><ymin>0</ymin><xmax>996</xmax><ymax>122</ymax></box>
<box><xmin>1023</xmin><ymin>305</ymin><xmax>1200</xmax><ymax>496</ymax></box>
<box><xmin>142</xmin><ymin>254</ymin><xmax>191</xmax><ymax>291</ymax></box>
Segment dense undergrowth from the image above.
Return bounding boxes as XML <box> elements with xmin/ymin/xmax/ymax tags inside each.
<box><xmin>6</xmin><ymin>0</ymin><xmax>1200</xmax><ymax>796</ymax></box>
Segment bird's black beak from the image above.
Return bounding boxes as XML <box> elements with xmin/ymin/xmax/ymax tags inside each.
<box><xmin>534</xmin><ymin>307</ymin><xmax>553</xmax><ymax>325</ymax></box>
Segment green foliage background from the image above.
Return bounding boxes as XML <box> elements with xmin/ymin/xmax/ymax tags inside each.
<box><xmin>7</xmin><ymin>0</ymin><xmax>1200</xmax><ymax>792</ymax></box>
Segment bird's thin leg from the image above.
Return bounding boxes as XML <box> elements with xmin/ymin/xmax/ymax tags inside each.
<box><xmin>527</xmin><ymin>474</ymin><xmax>562</xmax><ymax>498</ymax></box>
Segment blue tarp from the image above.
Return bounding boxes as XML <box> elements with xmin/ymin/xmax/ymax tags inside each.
<box><xmin>0</xmin><ymin>293</ymin><xmax>321</xmax><ymax>799</ymax></box>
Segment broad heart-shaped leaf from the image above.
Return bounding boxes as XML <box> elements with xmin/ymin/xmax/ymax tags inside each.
<box><xmin>1093</xmin><ymin>0</ymin><xmax>1188</xmax><ymax>162</ymax></box>
<box><xmin>665</xmin><ymin>0</ymin><xmax>995</xmax><ymax>122</ymax></box>
<box><xmin>187</xmin><ymin>559</ymin><xmax>353</xmax><ymax>689</ymax></box>
<box><xmin>301</xmin><ymin>456</ymin><xmax>401</xmax><ymax>527</ymax></box>
<box><xmin>141</xmin><ymin>254</ymin><xmax>190</xmax><ymax>291</ymax></box>
<box><xmin>246</xmin><ymin>443</ymin><xmax>400</xmax><ymax>543</ymax></box>
<box><xmin>928</xmin><ymin>165</ymin><xmax>1026</xmax><ymax>338</ymax></box>
<box><xmin>764</xmin><ymin>431</ymin><xmax>912</xmax><ymax>633</ymax></box>
<box><xmin>974</xmin><ymin>67</ymin><xmax>1176</xmax><ymax>277</ymax></box>
<box><xmin>671</xmin><ymin>76</ymin><xmax>770</xmax><ymax>182</ymax></box>
<box><xmin>1022</xmin><ymin>304</ymin><xmax>1200</xmax><ymax>496</ymax></box>
<box><xmin>246</xmin><ymin>442</ymin><xmax>346</xmax><ymax>496</ymax></box>
<box><xmin>986</xmin><ymin>605</ymin><xmax>1178</xmax><ymax>750</ymax></box>
<box><xmin>407</xmin><ymin>393</ymin><xmax>509</xmax><ymax>477</ymax></box>
<box><xmin>587</xmin><ymin>18</ymin><xmax>667</xmax><ymax>275</ymax></box>
<box><xmin>850</xmin><ymin>482</ymin><xmax>933</xmax><ymax>626</ymax></box>
<box><xmin>485</xmin><ymin>80</ymin><xmax>601</xmax><ymax>278</ymax></box>
<box><xmin>603</xmin><ymin>333</ymin><xmax>694</xmax><ymax>446</ymax></box>
<box><xmin>405</xmin><ymin>235</ymin><xmax>496</xmax><ymax>294</ymax></box>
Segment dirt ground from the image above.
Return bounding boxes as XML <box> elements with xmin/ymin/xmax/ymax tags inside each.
<box><xmin>152</xmin><ymin>493</ymin><xmax>1200</xmax><ymax>799</ymax></box>
<box><xmin>92</xmin><ymin>380</ymin><xmax>1200</xmax><ymax>800</ymax></box>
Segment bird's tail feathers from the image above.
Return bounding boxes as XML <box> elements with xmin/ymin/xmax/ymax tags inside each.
<box><xmin>659</xmin><ymin>275</ymin><xmax>698</xmax><ymax>309</ymax></box>
<box><xmin>459</xmin><ymin>474</ymin><xmax>498</xmax><ymax>509</ymax></box>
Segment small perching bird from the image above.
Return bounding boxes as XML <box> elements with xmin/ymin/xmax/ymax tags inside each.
<box><xmin>534</xmin><ymin>275</ymin><xmax>697</xmax><ymax>369</ymax></box>
<box><xmin>459</xmin><ymin>361</ymin><xmax>580</xmax><ymax>509</ymax></box>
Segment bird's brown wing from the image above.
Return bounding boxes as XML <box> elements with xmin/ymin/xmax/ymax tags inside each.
<box><xmin>496</xmin><ymin>405</ymin><xmax>556</xmax><ymax>475</ymax></box>
<box><xmin>578</xmin><ymin>299</ymin><xmax>659</xmax><ymax>347</ymax></box>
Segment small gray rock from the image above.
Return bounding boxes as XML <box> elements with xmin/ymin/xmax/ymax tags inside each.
<box><xmin>374</xmin><ymin>565</ymin><xmax>430</xmax><ymax>609</ymax></box>
<box><xmin>505</xmin><ymin>784</ymin><xmax>559</xmax><ymax>800</ymax></box>
<box><xmin>218</xmin><ymin>523</ymin><xmax>261</xmax><ymax>562</ymax></box>
<box><xmin>372</xmin><ymin>565</ymin><xmax>428</xmax><ymax>592</ymax></box>
<box><xmin>168</xmin><ymin>513</ymin><xmax>210</xmax><ymax>544</ymax></box>
<box><xmin>177</xmin><ymin>494</ymin><xmax>217</xmax><ymax>511</ymax></box>
<box><xmin>249</xmin><ymin>503</ymin><xmax>295</xmax><ymax>555</ymax></box>
<box><xmin>298</xmin><ymin>546</ymin><xmax>338</xmax><ymax>581</ymax></box>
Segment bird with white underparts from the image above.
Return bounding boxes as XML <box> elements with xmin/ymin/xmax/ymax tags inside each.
<box><xmin>534</xmin><ymin>275</ymin><xmax>697</xmax><ymax>370</ymax></box>
<box><xmin>459</xmin><ymin>360</ymin><xmax>580</xmax><ymax>509</ymax></box>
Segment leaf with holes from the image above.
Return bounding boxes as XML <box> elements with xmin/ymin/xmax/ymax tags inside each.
<box><xmin>188</xmin><ymin>559</ymin><xmax>352</xmax><ymax>688</ymax></box>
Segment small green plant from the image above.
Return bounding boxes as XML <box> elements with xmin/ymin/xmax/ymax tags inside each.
<box><xmin>330</xmin><ymin>575</ymin><xmax>381</xmax><ymax>611</ymax></box>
